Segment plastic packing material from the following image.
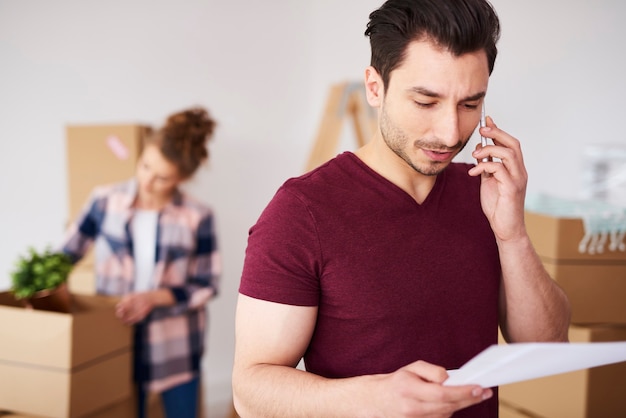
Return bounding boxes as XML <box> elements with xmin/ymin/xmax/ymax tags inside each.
<box><xmin>581</xmin><ymin>144</ymin><xmax>626</xmax><ymax>207</ymax></box>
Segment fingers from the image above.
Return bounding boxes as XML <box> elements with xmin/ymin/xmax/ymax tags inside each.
<box><xmin>115</xmin><ymin>301</ymin><xmax>135</xmax><ymax>324</ymax></box>
<box><xmin>418</xmin><ymin>381</ymin><xmax>493</xmax><ymax>416</ymax></box>
<box><xmin>398</xmin><ymin>360</ymin><xmax>493</xmax><ymax>415</ymax></box>
<box><xmin>403</xmin><ymin>360</ymin><xmax>448</xmax><ymax>384</ymax></box>
<box><xmin>115</xmin><ymin>294</ymin><xmax>148</xmax><ymax>325</ymax></box>
<box><xmin>470</xmin><ymin>116</ymin><xmax>527</xmax><ymax>183</ymax></box>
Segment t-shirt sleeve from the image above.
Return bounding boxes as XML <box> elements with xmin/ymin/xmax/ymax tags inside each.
<box><xmin>239</xmin><ymin>184</ymin><xmax>321</xmax><ymax>306</ymax></box>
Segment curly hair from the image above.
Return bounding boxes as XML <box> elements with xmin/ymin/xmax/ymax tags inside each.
<box><xmin>146</xmin><ymin>106</ymin><xmax>217</xmax><ymax>179</ymax></box>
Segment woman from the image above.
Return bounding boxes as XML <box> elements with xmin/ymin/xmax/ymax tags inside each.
<box><xmin>61</xmin><ymin>106</ymin><xmax>221</xmax><ymax>418</ymax></box>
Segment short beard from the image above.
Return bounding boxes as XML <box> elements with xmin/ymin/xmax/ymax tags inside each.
<box><xmin>380</xmin><ymin>106</ymin><xmax>468</xmax><ymax>176</ymax></box>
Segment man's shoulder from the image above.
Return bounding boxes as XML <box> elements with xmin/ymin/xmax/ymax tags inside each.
<box><xmin>283</xmin><ymin>152</ymin><xmax>358</xmax><ymax>189</ymax></box>
<box><xmin>264</xmin><ymin>153</ymin><xmax>359</xmax><ymax>214</ymax></box>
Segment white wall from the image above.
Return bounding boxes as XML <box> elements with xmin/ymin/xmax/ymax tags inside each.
<box><xmin>1</xmin><ymin>0</ymin><xmax>625</xmax><ymax>405</ymax></box>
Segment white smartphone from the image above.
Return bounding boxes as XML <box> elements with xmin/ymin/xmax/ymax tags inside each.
<box><xmin>479</xmin><ymin>103</ymin><xmax>489</xmax><ymax>163</ymax></box>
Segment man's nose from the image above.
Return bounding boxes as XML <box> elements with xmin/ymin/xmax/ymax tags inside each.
<box><xmin>432</xmin><ymin>108</ymin><xmax>461</xmax><ymax>147</ymax></box>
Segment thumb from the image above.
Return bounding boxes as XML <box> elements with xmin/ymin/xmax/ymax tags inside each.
<box><xmin>402</xmin><ymin>360</ymin><xmax>449</xmax><ymax>384</ymax></box>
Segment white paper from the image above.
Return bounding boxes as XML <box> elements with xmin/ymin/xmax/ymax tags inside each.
<box><xmin>443</xmin><ymin>342</ymin><xmax>626</xmax><ymax>388</ymax></box>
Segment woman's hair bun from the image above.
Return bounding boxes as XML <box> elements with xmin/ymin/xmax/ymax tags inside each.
<box><xmin>157</xmin><ymin>106</ymin><xmax>217</xmax><ymax>178</ymax></box>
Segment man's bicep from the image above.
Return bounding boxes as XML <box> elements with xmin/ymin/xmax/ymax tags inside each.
<box><xmin>234</xmin><ymin>293</ymin><xmax>317</xmax><ymax>368</ymax></box>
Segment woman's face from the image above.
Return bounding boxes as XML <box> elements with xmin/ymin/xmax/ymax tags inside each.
<box><xmin>135</xmin><ymin>143</ymin><xmax>181</xmax><ymax>202</ymax></box>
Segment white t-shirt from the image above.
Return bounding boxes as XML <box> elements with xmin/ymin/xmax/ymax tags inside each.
<box><xmin>131</xmin><ymin>210</ymin><xmax>159</xmax><ymax>292</ymax></box>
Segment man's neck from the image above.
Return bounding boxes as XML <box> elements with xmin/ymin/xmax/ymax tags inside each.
<box><xmin>354</xmin><ymin>139</ymin><xmax>437</xmax><ymax>204</ymax></box>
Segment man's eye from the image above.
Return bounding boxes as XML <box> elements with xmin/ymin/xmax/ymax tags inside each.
<box><xmin>415</xmin><ymin>101</ymin><xmax>434</xmax><ymax>108</ymax></box>
<box><xmin>463</xmin><ymin>103</ymin><xmax>480</xmax><ymax>110</ymax></box>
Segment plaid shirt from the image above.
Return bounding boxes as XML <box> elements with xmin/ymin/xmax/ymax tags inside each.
<box><xmin>62</xmin><ymin>179</ymin><xmax>221</xmax><ymax>392</ymax></box>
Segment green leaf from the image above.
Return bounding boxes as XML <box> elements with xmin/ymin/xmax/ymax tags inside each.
<box><xmin>10</xmin><ymin>246</ymin><xmax>73</xmax><ymax>300</ymax></box>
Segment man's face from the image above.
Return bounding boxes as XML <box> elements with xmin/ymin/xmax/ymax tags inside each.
<box><xmin>376</xmin><ymin>39</ymin><xmax>490</xmax><ymax>176</ymax></box>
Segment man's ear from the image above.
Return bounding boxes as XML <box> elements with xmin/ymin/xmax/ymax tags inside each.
<box><xmin>364</xmin><ymin>66</ymin><xmax>384</xmax><ymax>108</ymax></box>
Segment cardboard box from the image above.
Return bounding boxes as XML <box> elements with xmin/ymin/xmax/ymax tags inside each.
<box><xmin>0</xmin><ymin>293</ymin><xmax>132</xmax><ymax>418</ymax></box>
<box><xmin>543</xmin><ymin>261</ymin><xmax>626</xmax><ymax>324</ymax></box>
<box><xmin>499</xmin><ymin>324</ymin><xmax>626</xmax><ymax>418</ymax></box>
<box><xmin>67</xmin><ymin>249</ymin><xmax>96</xmax><ymax>296</ymax></box>
<box><xmin>525</xmin><ymin>210</ymin><xmax>626</xmax><ymax>325</ymax></box>
<box><xmin>67</xmin><ymin>262</ymin><xmax>96</xmax><ymax>296</ymax></box>
<box><xmin>525</xmin><ymin>211</ymin><xmax>626</xmax><ymax>262</ymax></box>
<box><xmin>0</xmin><ymin>393</ymin><xmax>163</xmax><ymax>418</ymax></box>
<box><xmin>499</xmin><ymin>402</ymin><xmax>538</xmax><ymax>418</ymax></box>
<box><xmin>66</xmin><ymin>124</ymin><xmax>149</xmax><ymax>222</ymax></box>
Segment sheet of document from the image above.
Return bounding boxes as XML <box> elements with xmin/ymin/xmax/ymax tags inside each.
<box><xmin>443</xmin><ymin>342</ymin><xmax>626</xmax><ymax>388</ymax></box>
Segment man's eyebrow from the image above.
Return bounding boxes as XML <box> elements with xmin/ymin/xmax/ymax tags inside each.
<box><xmin>464</xmin><ymin>91</ymin><xmax>487</xmax><ymax>102</ymax></box>
<box><xmin>408</xmin><ymin>87</ymin><xmax>441</xmax><ymax>98</ymax></box>
<box><xmin>408</xmin><ymin>87</ymin><xmax>486</xmax><ymax>102</ymax></box>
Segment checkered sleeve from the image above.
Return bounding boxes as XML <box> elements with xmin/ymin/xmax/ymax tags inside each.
<box><xmin>169</xmin><ymin>211</ymin><xmax>221</xmax><ymax>310</ymax></box>
<box><xmin>60</xmin><ymin>190</ymin><xmax>105</xmax><ymax>264</ymax></box>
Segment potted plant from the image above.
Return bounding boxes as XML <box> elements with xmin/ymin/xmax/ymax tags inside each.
<box><xmin>10</xmin><ymin>246</ymin><xmax>73</xmax><ymax>313</ymax></box>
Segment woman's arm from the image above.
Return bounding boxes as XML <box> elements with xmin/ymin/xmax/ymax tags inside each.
<box><xmin>59</xmin><ymin>191</ymin><xmax>103</xmax><ymax>263</ymax></box>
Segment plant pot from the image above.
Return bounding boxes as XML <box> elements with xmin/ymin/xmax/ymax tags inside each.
<box><xmin>23</xmin><ymin>282</ymin><xmax>73</xmax><ymax>313</ymax></box>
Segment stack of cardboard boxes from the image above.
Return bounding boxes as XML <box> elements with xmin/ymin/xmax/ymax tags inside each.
<box><xmin>0</xmin><ymin>294</ymin><xmax>132</xmax><ymax>418</ymax></box>
<box><xmin>499</xmin><ymin>208</ymin><xmax>626</xmax><ymax>417</ymax></box>
<box><xmin>0</xmin><ymin>124</ymin><xmax>162</xmax><ymax>418</ymax></box>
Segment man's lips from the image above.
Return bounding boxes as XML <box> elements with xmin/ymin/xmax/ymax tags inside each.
<box><xmin>422</xmin><ymin>149</ymin><xmax>455</xmax><ymax>162</ymax></box>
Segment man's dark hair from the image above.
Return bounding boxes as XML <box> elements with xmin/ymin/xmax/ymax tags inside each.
<box><xmin>365</xmin><ymin>0</ymin><xmax>500</xmax><ymax>88</ymax></box>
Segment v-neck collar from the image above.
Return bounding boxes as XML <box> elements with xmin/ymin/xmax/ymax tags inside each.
<box><xmin>343</xmin><ymin>151</ymin><xmax>446</xmax><ymax>209</ymax></box>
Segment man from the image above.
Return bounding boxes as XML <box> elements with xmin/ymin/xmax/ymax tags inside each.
<box><xmin>232</xmin><ymin>0</ymin><xmax>571</xmax><ymax>416</ymax></box>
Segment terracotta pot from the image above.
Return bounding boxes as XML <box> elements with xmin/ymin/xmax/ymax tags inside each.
<box><xmin>24</xmin><ymin>282</ymin><xmax>73</xmax><ymax>313</ymax></box>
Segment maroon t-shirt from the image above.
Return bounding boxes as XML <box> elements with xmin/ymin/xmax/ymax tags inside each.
<box><xmin>240</xmin><ymin>152</ymin><xmax>501</xmax><ymax>417</ymax></box>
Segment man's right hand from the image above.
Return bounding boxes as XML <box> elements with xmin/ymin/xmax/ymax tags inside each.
<box><xmin>362</xmin><ymin>360</ymin><xmax>492</xmax><ymax>417</ymax></box>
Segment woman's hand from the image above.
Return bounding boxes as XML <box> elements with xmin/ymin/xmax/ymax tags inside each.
<box><xmin>115</xmin><ymin>292</ymin><xmax>155</xmax><ymax>325</ymax></box>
